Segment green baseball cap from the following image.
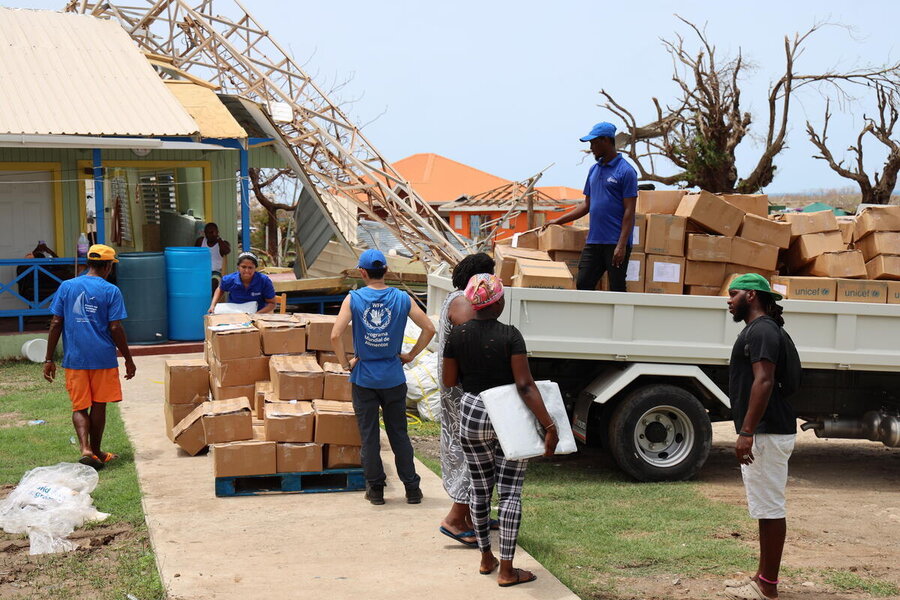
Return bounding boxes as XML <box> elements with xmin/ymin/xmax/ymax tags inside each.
<box><xmin>728</xmin><ymin>273</ymin><xmax>783</xmax><ymax>301</ymax></box>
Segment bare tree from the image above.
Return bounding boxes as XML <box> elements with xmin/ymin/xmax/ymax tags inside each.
<box><xmin>806</xmin><ymin>85</ymin><xmax>900</xmax><ymax>204</ymax></box>
<box><xmin>248</xmin><ymin>167</ymin><xmax>295</xmax><ymax>264</ymax></box>
<box><xmin>602</xmin><ymin>17</ymin><xmax>900</xmax><ymax>193</ymax></box>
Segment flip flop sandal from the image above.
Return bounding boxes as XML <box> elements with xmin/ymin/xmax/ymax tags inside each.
<box><xmin>498</xmin><ymin>568</ymin><xmax>537</xmax><ymax>588</ymax></box>
<box><xmin>724</xmin><ymin>581</ymin><xmax>776</xmax><ymax>600</ymax></box>
<box><xmin>438</xmin><ymin>526</ymin><xmax>477</xmax><ymax>548</ymax></box>
<box><xmin>97</xmin><ymin>452</ymin><xmax>119</xmax><ymax>464</ymax></box>
<box><xmin>78</xmin><ymin>455</ymin><xmax>104</xmax><ymax>471</ymax></box>
<box><xmin>479</xmin><ymin>558</ymin><xmax>499</xmax><ymax>575</ymax></box>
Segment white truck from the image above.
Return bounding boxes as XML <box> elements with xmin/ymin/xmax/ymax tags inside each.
<box><xmin>427</xmin><ymin>272</ymin><xmax>900</xmax><ymax>481</ymax></box>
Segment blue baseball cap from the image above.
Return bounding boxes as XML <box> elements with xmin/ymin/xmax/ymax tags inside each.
<box><xmin>358</xmin><ymin>248</ymin><xmax>387</xmax><ymax>270</ymax></box>
<box><xmin>580</xmin><ymin>121</ymin><xmax>617</xmax><ymax>142</ymax></box>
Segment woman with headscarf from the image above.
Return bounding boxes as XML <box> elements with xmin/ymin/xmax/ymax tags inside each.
<box><xmin>442</xmin><ymin>273</ymin><xmax>558</xmax><ymax>587</ymax></box>
<box><xmin>208</xmin><ymin>252</ymin><xmax>277</xmax><ymax>314</ymax></box>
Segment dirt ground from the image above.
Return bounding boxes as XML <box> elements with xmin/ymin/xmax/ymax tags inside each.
<box><xmin>413</xmin><ymin>423</ymin><xmax>900</xmax><ymax>600</ymax></box>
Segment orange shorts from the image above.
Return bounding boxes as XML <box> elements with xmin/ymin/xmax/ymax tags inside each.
<box><xmin>65</xmin><ymin>368</ymin><xmax>123</xmax><ymax>412</ymax></box>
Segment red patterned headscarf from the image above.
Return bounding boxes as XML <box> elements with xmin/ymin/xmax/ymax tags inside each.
<box><xmin>465</xmin><ymin>273</ymin><xmax>504</xmax><ymax>310</ymax></box>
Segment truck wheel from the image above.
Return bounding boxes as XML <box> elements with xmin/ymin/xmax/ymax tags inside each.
<box><xmin>607</xmin><ymin>384</ymin><xmax>712</xmax><ymax>482</ymax></box>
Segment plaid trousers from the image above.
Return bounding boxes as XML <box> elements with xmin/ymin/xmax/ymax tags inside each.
<box><xmin>459</xmin><ymin>392</ymin><xmax>528</xmax><ymax>561</ymax></box>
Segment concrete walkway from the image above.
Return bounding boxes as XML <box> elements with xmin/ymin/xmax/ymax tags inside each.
<box><xmin>120</xmin><ymin>354</ymin><xmax>579</xmax><ymax>600</ymax></box>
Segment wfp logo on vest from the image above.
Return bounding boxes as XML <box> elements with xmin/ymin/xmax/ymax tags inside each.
<box><xmin>363</xmin><ymin>302</ymin><xmax>392</xmax><ymax>332</ymax></box>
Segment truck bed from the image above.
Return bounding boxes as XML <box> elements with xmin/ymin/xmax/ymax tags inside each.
<box><xmin>427</xmin><ymin>274</ymin><xmax>900</xmax><ymax>373</ymax></box>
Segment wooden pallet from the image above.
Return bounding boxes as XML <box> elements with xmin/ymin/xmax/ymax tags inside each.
<box><xmin>215</xmin><ymin>468</ymin><xmax>365</xmax><ymax>497</ymax></box>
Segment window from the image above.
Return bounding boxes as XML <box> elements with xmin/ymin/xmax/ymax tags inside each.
<box><xmin>454</xmin><ymin>214</ymin><xmax>463</xmax><ymax>230</ymax></box>
<box><xmin>469</xmin><ymin>214</ymin><xmax>483</xmax><ymax>234</ymax></box>
<box><xmin>139</xmin><ymin>171</ymin><xmax>177</xmax><ymax>225</ymax></box>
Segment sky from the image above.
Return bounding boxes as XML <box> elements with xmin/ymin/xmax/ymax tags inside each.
<box><xmin>10</xmin><ymin>0</ymin><xmax>900</xmax><ymax>193</ymax></box>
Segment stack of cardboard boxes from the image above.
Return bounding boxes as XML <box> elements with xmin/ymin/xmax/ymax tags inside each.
<box><xmin>166</xmin><ymin>312</ymin><xmax>362</xmax><ymax>480</ymax></box>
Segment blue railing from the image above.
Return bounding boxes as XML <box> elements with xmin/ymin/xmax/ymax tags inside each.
<box><xmin>0</xmin><ymin>258</ymin><xmax>82</xmax><ymax>331</ymax></box>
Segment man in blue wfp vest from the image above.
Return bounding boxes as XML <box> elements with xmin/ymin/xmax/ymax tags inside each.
<box><xmin>331</xmin><ymin>249</ymin><xmax>436</xmax><ymax>505</ymax></box>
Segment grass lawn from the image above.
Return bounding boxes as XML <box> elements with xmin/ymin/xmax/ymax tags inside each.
<box><xmin>0</xmin><ymin>360</ymin><xmax>164</xmax><ymax>600</ymax></box>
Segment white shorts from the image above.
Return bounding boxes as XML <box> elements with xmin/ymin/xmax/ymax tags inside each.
<box><xmin>740</xmin><ymin>433</ymin><xmax>796</xmax><ymax>520</ymax></box>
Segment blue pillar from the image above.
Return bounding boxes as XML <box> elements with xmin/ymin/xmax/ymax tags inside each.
<box><xmin>239</xmin><ymin>147</ymin><xmax>251</xmax><ymax>251</ymax></box>
<box><xmin>92</xmin><ymin>148</ymin><xmax>105</xmax><ymax>244</ymax></box>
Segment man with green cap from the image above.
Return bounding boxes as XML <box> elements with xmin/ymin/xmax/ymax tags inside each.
<box><xmin>725</xmin><ymin>273</ymin><xmax>798</xmax><ymax>600</ymax></box>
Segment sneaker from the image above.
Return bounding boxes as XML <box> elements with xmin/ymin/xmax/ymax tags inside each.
<box><xmin>405</xmin><ymin>486</ymin><xmax>423</xmax><ymax>504</ymax></box>
<box><xmin>365</xmin><ymin>485</ymin><xmax>385</xmax><ymax>505</ymax></box>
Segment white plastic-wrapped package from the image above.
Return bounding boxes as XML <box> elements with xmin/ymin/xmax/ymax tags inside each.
<box><xmin>479</xmin><ymin>380</ymin><xmax>578</xmax><ymax>460</ymax></box>
<box><xmin>406</xmin><ymin>351</ymin><xmax>440</xmax><ymax>422</ymax></box>
<box><xmin>0</xmin><ymin>463</ymin><xmax>110</xmax><ymax>555</ymax></box>
<box><xmin>214</xmin><ymin>301</ymin><xmax>258</xmax><ymax>315</ymax></box>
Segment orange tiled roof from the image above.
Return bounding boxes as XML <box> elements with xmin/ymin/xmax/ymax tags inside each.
<box><xmin>393</xmin><ymin>153</ymin><xmax>510</xmax><ymax>204</ymax></box>
<box><xmin>536</xmin><ymin>185</ymin><xmax>584</xmax><ymax>201</ymax></box>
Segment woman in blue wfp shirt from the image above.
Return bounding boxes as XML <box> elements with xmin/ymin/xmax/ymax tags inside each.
<box><xmin>208</xmin><ymin>252</ymin><xmax>277</xmax><ymax>314</ymax></box>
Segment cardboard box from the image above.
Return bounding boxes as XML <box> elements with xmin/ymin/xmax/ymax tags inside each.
<box><xmin>255</xmin><ymin>319</ymin><xmax>306</xmax><ymax>355</ymax></box>
<box><xmin>837</xmin><ymin>217</ymin><xmax>856</xmax><ymax>245</ymax></box>
<box><xmin>323</xmin><ymin>363</ymin><xmax>352</xmax><ymax>401</ymax></box>
<box><xmin>684</xmin><ymin>260</ymin><xmax>727</xmax><ymax>287</ymax></box>
<box><xmin>784</xmin><ymin>210</ymin><xmax>839</xmax><ymax>237</ymax></box>
<box><xmin>687</xmin><ymin>285</ymin><xmax>721</xmax><ymax>296</ymax></box>
<box><xmin>211</xmin><ymin>441</ymin><xmax>276</xmax><ymax>477</ymax></box>
<box><xmin>172</xmin><ymin>397</ymin><xmax>253</xmax><ymax>456</ymax></box>
<box><xmin>686</xmin><ymin>234</ymin><xmax>731</xmax><ymax>263</ymax></box>
<box><xmin>730</xmin><ymin>237</ymin><xmax>779</xmax><ymax>271</ymax></box>
<box><xmin>675</xmin><ymin>191</ymin><xmax>744</xmax><ymax>236</ymax></box>
<box><xmin>548</xmin><ymin>250</ymin><xmax>582</xmax><ymax>277</ymax></box>
<box><xmin>254</xmin><ymin>381</ymin><xmax>271</xmax><ymax>419</ymax></box>
<box><xmin>636</xmin><ymin>190</ymin><xmax>686</xmax><ymax>214</ymax></box>
<box><xmin>208</xmin><ymin>324</ymin><xmax>261</xmax><ymax>361</ymax></box>
<box><xmin>888</xmin><ymin>281</ymin><xmax>900</xmax><ymax>304</ymax></box>
<box><xmin>632</xmin><ymin>213</ymin><xmax>646</xmax><ymax>252</ymax></box>
<box><xmin>209</xmin><ymin>374</ymin><xmax>255</xmax><ymax>402</ymax></box>
<box><xmin>264</xmin><ymin>400</ymin><xmax>315</xmax><ymax>443</ymax></box>
<box><xmin>164</xmin><ymin>358</ymin><xmax>209</xmax><ymax>405</ymax></box>
<box><xmin>313</xmin><ymin>399</ymin><xmax>362</xmax><ymax>446</ymax></box>
<box><xmin>494</xmin><ymin>245</ymin><xmax>551</xmax><ymax>285</ymax></box>
<box><xmin>164</xmin><ymin>400</ymin><xmax>202</xmax><ymax>442</ymax></box>
<box><xmin>252</xmin><ymin>421</ymin><xmax>266</xmax><ymax>441</ymax></box>
<box><xmin>325</xmin><ymin>445</ymin><xmax>362</xmax><ymax>469</ymax></box>
<box><xmin>725</xmin><ymin>264</ymin><xmax>775</xmax><ymax>279</ymax></box>
<box><xmin>304</xmin><ymin>315</ymin><xmax>353</xmax><ymax>352</ymax></box>
<box><xmin>202</xmin><ymin>396</ymin><xmax>253</xmax><ymax>444</ymax></box>
<box><xmin>739</xmin><ymin>214</ymin><xmax>791</xmax><ymax>249</ymax></box>
<box><xmin>720</xmin><ymin>194</ymin><xmax>768</xmax><ymax>217</ymax></box>
<box><xmin>719</xmin><ymin>273</ymin><xmax>742</xmax><ymax>296</ymax></box>
<box><xmin>537</xmin><ymin>225</ymin><xmax>588</xmax><ymax>252</ymax></box>
<box><xmin>316</xmin><ymin>351</ymin><xmax>339</xmax><ymax>367</ymax></box>
<box><xmin>770</xmin><ymin>276</ymin><xmax>836</xmax><ymax>301</ymax></box>
<box><xmin>269</xmin><ymin>354</ymin><xmax>324</xmax><ymax>400</ymax></box>
<box><xmin>512</xmin><ymin>258</ymin><xmax>576</xmax><ymax>289</ymax></box>
<box><xmin>855</xmin><ymin>231</ymin><xmax>900</xmax><ymax>262</ymax></box>
<box><xmin>784</xmin><ymin>231</ymin><xmax>845</xmax><ymax>270</ymax></box>
<box><xmin>836</xmin><ymin>279</ymin><xmax>887</xmax><ymax>303</ymax></box>
<box><xmin>276</xmin><ymin>442</ymin><xmax>323</xmax><ymax>473</ymax></box>
<box><xmin>626</xmin><ymin>253</ymin><xmax>645</xmax><ymax>293</ymax></box>
<box><xmin>204</xmin><ymin>313</ymin><xmax>252</xmax><ymax>342</ymax></box>
<box><xmin>644</xmin><ymin>214</ymin><xmax>687</xmax><ymax>256</ymax></box>
<box><xmin>855</xmin><ymin>205</ymin><xmax>900</xmax><ymax>240</ymax></box>
<box><xmin>209</xmin><ymin>355</ymin><xmax>270</xmax><ymax>388</ymax></box>
<box><xmin>800</xmin><ymin>251</ymin><xmax>867</xmax><ymax>279</ymax></box>
<box><xmin>645</xmin><ymin>255</ymin><xmax>685</xmax><ymax>294</ymax></box>
<box><xmin>511</xmin><ymin>229</ymin><xmax>540</xmax><ymax>249</ymax></box>
<box><xmin>865</xmin><ymin>255</ymin><xmax>900</xmax><ymax>280</ymax></box>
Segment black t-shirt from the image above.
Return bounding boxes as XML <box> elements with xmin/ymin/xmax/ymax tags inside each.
<box><xmin>729</xmin><ymin>316</ymin><xmax>797</xmax><ymax>434</ymax></box>
<box><xmin>443</xmin><ymin>319</ymin><xmax>527</xmax><ymax>395</ymax></box>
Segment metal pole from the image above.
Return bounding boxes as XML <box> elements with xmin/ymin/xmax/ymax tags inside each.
<box><xmin>92</xmin><ymin>148</ymin><xmax>105</xmax><ymax>245</ymax></box>
<box><xmin>240</xmin><ymin>147</ymin><xmax>251</xmax><ymax>251</ymax></box>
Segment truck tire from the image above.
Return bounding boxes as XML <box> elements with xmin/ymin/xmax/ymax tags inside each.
<box><xmin>607</xmin><ymin>384</ymin><xmax>712</xmax><ymax>482</ymax></box>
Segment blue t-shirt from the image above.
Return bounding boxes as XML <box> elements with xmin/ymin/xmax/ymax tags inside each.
<box><xmin>349</xmin><ymin>286</ymin><xmax>411</xmax><ymax>389</ymax></box>
<box><xmin>583</xmin><ymin>153</ymin><xmax>639</xmax><ymax>245</ymax></box>
<box><xmin>219</xmin><ymin>272</ymin><xmax>276</xmax><ymax>311</ymax></box>
<box><xmin>50</xmin><ymin>276</ymin><xmax>127</xmax><ymax>370</ymax></box>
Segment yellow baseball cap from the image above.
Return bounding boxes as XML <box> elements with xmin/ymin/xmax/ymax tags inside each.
<box><xmin>87</xmin><ymin>244</ymin><xmax>119</xmax><ymax>263</ymax></box>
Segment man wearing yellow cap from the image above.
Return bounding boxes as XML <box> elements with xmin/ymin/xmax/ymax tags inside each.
<box><xmin>43</xmin><ymin>244</ymin><xmax>136</xmax><ymax>470</ymax></box>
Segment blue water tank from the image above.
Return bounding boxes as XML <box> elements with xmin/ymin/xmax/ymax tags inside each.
<box><xmin>165</xmin><ymin>247</ymin><xmax>211</xmax><ymax>341</ymax></box>
<box><xmin>117</xmin><ymin>252</ymin><xmax>167</xmax><ymax>343</ymax></box>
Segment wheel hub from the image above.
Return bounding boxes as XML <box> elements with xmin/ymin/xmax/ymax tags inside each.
<box><xmin>633</xmin><ymin>405</ymin><xmax>695</xmax><ymax>468</ymax></box>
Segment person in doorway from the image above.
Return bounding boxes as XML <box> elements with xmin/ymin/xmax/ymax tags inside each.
<box><xmin>195</xmin><ymin>222</ymin><xmax>231</xmax><ymax>294</ymax></box>
<box><xmin>208</xmin><ymin>252</ymin><xmax>276</xmax><ymax>314</ymax></box>
<box><xmin>331</xmin><ymin>249</ymin><xmax>434</xmax><ymax>506</ymax></box>
<box><xmin>545</xmin><ymin>121</ymin><xmax>638</xmax><ymax>291</ymax></box>
<box><xmin>436</xmin><ymin>253</ymin><xmax>499</xmax><ymax>547</ymax></box>
<box><xmin>443</xmin><ymin>273</ymin><xmax>558</xmax><ymax>587</ymax></box>
<box><xmin>43</xmin><ymin>244</ymin><xmax>136</xmax><ymax>470</ymax></box>
<box><xmin>725</xmin><ymin>273</ymin><xmax>798</xmax><ymax>600</ymax></box>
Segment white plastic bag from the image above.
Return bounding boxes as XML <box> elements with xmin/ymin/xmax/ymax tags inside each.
<box><xmin>401</xmin><ymin>318</ymin><xmax>441</xmax><ymax>422</ymax></box>
<box><xmin>479</xmin><ymin>381</ymin><xmax>578</xmax><ymax>460</ymax></box>
<box><xmin>214</xmin><ymin>301</ymin><xmax>258</xmax><ymax>314</ymax></box>
<box><xmin>0</xmin><ymin>463</ymin><xmax>110</xmax><ymax>555</ymax></box>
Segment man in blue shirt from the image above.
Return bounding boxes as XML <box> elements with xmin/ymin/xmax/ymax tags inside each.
<box><xmin>547</xmin><ymin>121</ymin><xmax>638</xmax><ymax>291</ymax></box>
<box><xmin>43</xmin><ymin>244</ymin><xmax>136</xmax><ymax>470</ymax></box>
<box><xmin>331</xmin><ymin>249</ymin><xmax>435</xmax><ymax>505</ymax></box>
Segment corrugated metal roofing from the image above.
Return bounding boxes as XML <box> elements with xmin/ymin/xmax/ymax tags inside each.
<box><xmin>0</xmin><ymin>8</ymin><xmax>199</xmax><ymax>137</ymax></box>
